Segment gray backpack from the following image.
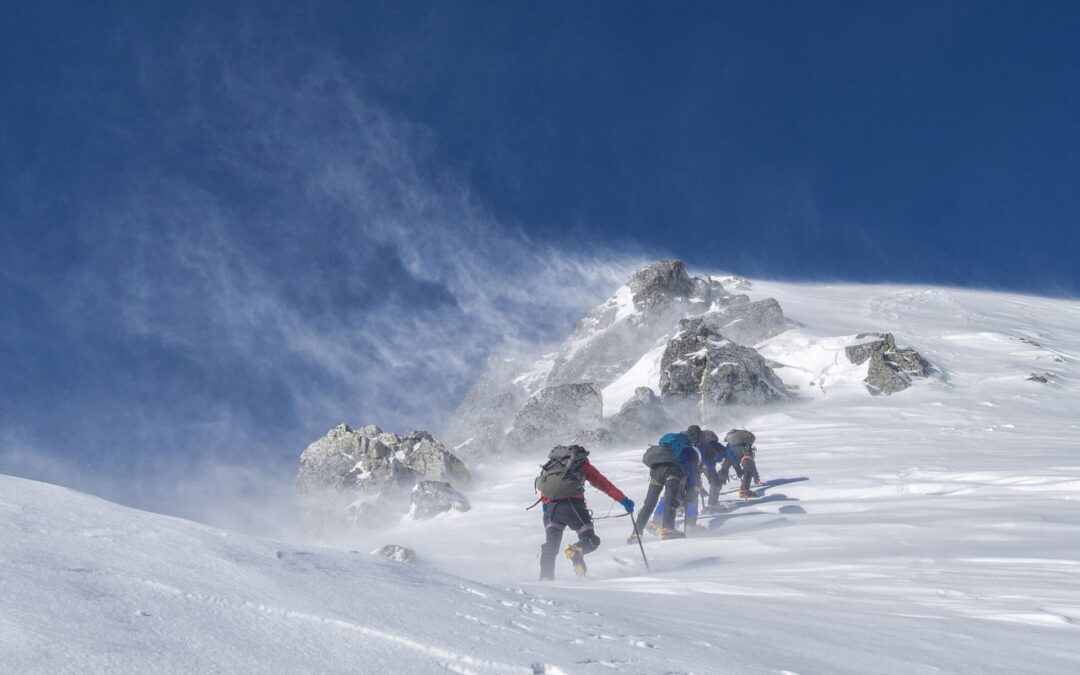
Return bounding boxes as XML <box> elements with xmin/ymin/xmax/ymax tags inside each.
<box><xmin>642</xmin><ymin>444</ymin><xmax>676</xmax><ymax>468</ymax></box>
<box><xmin>724</xmin><ymin>429</ymin><xmax>757</xmax><ymax>457</ymax></box>
<box><xmin>535</xmin><ymin>445</ymin><xmax>589</xmax><ymax>500</ymax></box>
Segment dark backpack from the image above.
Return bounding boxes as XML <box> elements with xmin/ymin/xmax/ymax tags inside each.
<box><xmin>724</xmin><ymin>429</ymin><xmax>756</xmax><ymax>446</ymax></box>
<box><xmin>642</xmin><ymin>444</ymin><xmax>677</xmax><ymax>468</ymax></box>
<box><xmin>535</xmin><ymin>445</ymin><xmax>589</xmax><ymax>500</ymax></box>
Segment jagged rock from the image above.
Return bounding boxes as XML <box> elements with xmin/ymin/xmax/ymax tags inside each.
<box><xmin>372</xmin><ymin>544</ymin><xmax>416</xmax><ymax>563</ymax></box>
<box><xmin>659</xmin><ymin>319</ymin><xmax>788</xmax><ymax>406</ymax></box>
<box><xmin>1027</xmin><ymin>373</ymin><xmax>1049</xmax><ymax>384</ymax></box>
<box><xmin>702</xmin><ymin>298</ymin><xmax>788</xmax><ymax>346</ymax></box>
<box><xmin>604</xmin><ymin>387</ymin><xmax>675</xmax><ymax>443</ymax></box>
<box><xmin>846</xmin><ymin>333</ymin><xmax>931</xmax><ymax>395</ymax></box>
<box><xmin>398</xmin><ymin>430</ymin><xmax>471</xmax><ymax>484</ymax></box>
<box><xmin>569</xmin><ymin>427</ymin><xmax>613</xmax><ymax>449</ymax></box>
<box><xmin>410</xmin><ymin>481</ymin><xmax>471</xmax><ymax>519</ymax></box>
<box><xmin>545</xmin><ymin>261</ymin><xmax>741</xmax><ymax>388</ymax></box>
<box><xmin>627</xmin><ymin>259</ymin><xmax>696</xmax><ymax>311</ymax></box>
<box><xmin>866</xmin><ymin>352</ymin><xmax>912</xmax><ymax>395</ymax></box>
<box><xmin>506</xmin><ymin>383</ymin><xmax>603</xmax><ymax>453</ymax></box>
<box><xmin>295</xmin><ymin>424</ymin><xmax>470</xmax><ymax>531</ymax></box>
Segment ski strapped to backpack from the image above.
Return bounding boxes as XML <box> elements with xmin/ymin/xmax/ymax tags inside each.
<box><xmin>533</xmin><ymin>445</ymin><xmax>590</xmax><ymax>501</ymax></box>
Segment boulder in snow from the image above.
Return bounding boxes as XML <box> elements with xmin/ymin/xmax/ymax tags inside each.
<box><xmin>846</xmin><ymin>333</ymin><xmax>931</xmax><ymax>395</ymax></box>
<box><xmin>295</xmin><ymin>424</ymin><xmax>470</xmax><ymax>531</ymax></box>
<box><xmin>410</xmin><ymin>481</ymin><xmax>471</xmax><ymax>520</ymax></box>
<box><xmin>659</xmin><ymin>318</ymin><xmax>788</xmax><ymax>406</ymax></box>
<box><xmin>372</xmin><ymin>544</ymin><xmax>416</xmax><ymax>563</ymax></box>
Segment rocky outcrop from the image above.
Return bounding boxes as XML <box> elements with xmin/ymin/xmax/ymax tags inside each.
<box><xmin>372</xmin><ymin>544</ymin><xmax>416</xmax><ymax>563</ymax></box>
<box><xmin>442</xmin><ymin>259</ymin><xmax>793</xmax><ymax>459</ymax></box>
<box><xmin>295</xmin><ymin>424</ymin><xmax>469</xmax><ymax>531</ymax></box>
<box><xmin>410</xmin><ymin>481</ymin><xmax>471</xmax><ymax>519</ymax></box>
<box><xmin>845</xmin><ymin>333</ymin><xmax>931</xmax><ymax>395</ymax></box>
<box><xmin>659</xmin><ymin>319</ymin><xmax>788</xmax><ymax>406</ymax></box>
<box><xmin>545</xmin><ymin>260</ymin><xmax>740</xmax><ymax>388</ymax></box>
<box><xmin>701</xmin><ymin>298</ymin><xmax>788</xmax><ymax>347</ymax></box>
<box><xmin>604</xmin><ymin>387</ymin><xmax>675</xmax><ymax>443</ymax></box>
<box><xmin>506</xmin><ymin>383</ymin><xmax>604</xmax><ymax>453</ymax></box>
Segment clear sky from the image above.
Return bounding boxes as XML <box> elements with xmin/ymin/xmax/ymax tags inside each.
<box><xmin>2</xmin><ymin>1</ymin><xmax>1078</xmax><ymax>523</ymax></box>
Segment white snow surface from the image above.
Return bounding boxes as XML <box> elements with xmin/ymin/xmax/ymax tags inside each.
<box><xmin>6</xmin><ymin>279</ymin><xmax>1080</xmax><ymax>674</ymax></box>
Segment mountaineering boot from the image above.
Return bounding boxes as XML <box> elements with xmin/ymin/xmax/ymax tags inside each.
<box><xmin>739</xmin><ymin>488</ymin><xmax>759</xmax><ymax>499</ymax></box>
<box><xmin>658</xmin><ymin>528</ymin><xmax>686</xmax><ymax>540</ymax></box>
<box><xmin>565</xmin><ymin>543</ymin><xmax>587</xmax><ymax>576</ymax></box>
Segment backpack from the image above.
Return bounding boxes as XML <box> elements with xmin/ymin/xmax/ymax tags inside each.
<box><xmin>642</xmin><ymin>444</ymin><xmax>676</xmax><ymax>468</ymax></box>
<box><xmin>724</xmin><ymin>429</ymin><xmax>756</xmax><ymax>447</ymax></box>
<box><xmin>724</xmin><ymin>429</ymin><xmax>757</xmax><ymax>458</ymax></box>
<box><xmin>535</xmin><ymin>445</ymin><xmax>589</xmax><ymax>500</ymax></box>
<box><xmin>642</xmin><ymin>432</ymin><xmax>692</xmax><ymax>468</ymax></box>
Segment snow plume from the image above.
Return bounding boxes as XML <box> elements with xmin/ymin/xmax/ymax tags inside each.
<box><xmin>0</xmin><ymin>40</ymin><xmax>642</xmax><ymax>535</ymax></box>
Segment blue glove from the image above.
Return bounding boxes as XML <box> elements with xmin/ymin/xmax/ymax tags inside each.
<box><xmin>619</xmin><ymin>497</ymin><xmax>635</xmax><ymax>513</ymax></box>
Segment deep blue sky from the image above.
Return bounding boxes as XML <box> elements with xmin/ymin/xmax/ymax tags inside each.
<box><xmin>2</xmin><ymin>1</ymin><xmax>1079</xmax><ymax>522</ymax></box>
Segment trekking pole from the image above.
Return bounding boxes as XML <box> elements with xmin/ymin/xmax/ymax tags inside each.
<box><xmin>629</xmin><ymin>515</ymin><xmax>651</xmax><ymax>574</ymax></box>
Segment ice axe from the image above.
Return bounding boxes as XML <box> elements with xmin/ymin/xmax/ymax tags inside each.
<box><xmin>628</xmin><ymin>515</ymin><xmax>651</xmax><ymax>574</ymax></box>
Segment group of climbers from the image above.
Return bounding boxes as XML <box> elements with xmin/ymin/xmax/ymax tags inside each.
<box><xmin>533</xmin><ymin>426</ymin><xmax>764</xmax><ymax>579</ymax></box>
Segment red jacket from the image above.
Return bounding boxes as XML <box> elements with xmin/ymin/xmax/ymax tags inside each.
<box><xmin>541</xmin><ymin>458</ymin><xmax>626</xmax><ymax>504</ymax></box>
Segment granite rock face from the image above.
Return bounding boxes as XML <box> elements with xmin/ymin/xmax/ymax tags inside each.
<box><xmin>701</xmin><ymin>297</ymin><xmax>788</xmax><ymax>347</ymax></box>
<box><xmin>506</xmin><ymin>383</ymin><xmax>604</xmax><ymax>454</ymax></box>
<box><xmin>604</xmin><ymin>387</ymin><xmax>675</xmax><ymax>443</ymax></box>
<box><xmin>295</xmin><ymin>424</ymin><xmax>469</xmax><ymax>531</ymax></box>
<box><xmin>410</xmin><ymin>481</ymin><xmax>471</xmax><ymax>520</ymax></box>
<box><xmin>545</xmin><ymin>260</ymin><xmax>739</xmax><ymax>388</ymax></box>
<box><xmin>659</xmin><ymin>319</ymin><xmax>788</xmax><ymax>406</ymax></box>
<box><xmin>845</xmin><ymin>333</ymin><xmax>931</xmax><ymax>395</ymax></box>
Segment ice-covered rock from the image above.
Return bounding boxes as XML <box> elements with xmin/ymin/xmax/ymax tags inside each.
<box><xmin>545</xmin><ymin>260</ymin><xmax>736</xmax><ymax>388</ymax></box>
<box><xmin>701</xmin><ymin>297</ymin><xmax>788</xmax><ymax>346</ymax></box>
<box><xmin>845</xmin><ymin>333</ymin><xmax>931</xmax><ymax>395</ymax></box>
<box><xmin>603</xmin><ymin>386</ymin><xmax>675</xmax><ymax>443</ymax></box>
<box><xmin>410</xmin><ymin>481</ymin><xmax>471</xmax><ymax>520</ymax></box>
<box><xmin>659</xmin><ymin>319</ymin><xmax>788</xmax><ymax>406</ymax></box>
<box><xmin>295</xmin><ymin>424</ymin><xmax>469</xmax><ymax>531</ymax></box>
<box><xmin>372</xmin><ymin>544</ymin><xmax>416</xmax><ymax>563</ymax></box>
<box><xmin>506</xmin><ymin>383</ymin><xmax>604</xmax><ymax>454</ymax></box>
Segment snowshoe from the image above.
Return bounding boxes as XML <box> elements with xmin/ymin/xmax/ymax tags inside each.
<box><xmin>658</xmin><ymin>528</ymin><xmax>686</xmax><ymax>540</ymax></box>
<box><xmin>565</xmin><ymin>544</ymin><xmax>587</xmax><ymax>576</ymax></box>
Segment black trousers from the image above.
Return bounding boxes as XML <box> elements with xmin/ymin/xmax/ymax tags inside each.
<box><xmin>702</xmin><ymin>465</ymin><xmax>728</xmax><ymax>506</ymax></box>
<box><xmin>540</xmin><ymin>498</ymin><xmax>600</xmax><ymax>579</ymax></box>
<box><xmin>739</xmin><ymin>456</ymin><xmax>760</xmax><ymax>491</ymax></box>
<box><xmin>634</xmin><ymin>463</ymin><xmax>684</xmax><ymax>533</ymax></box>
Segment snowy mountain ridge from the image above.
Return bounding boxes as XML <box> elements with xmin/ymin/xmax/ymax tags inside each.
<box><xmin>6</xmin><ymin>275</ymin><xmax>1080</xmax><ymax>674</ymax></box>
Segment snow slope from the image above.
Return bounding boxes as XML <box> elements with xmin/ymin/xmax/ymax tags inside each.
<box><xmin>6</xmin><ymin>279</ymin><xmax>1080</xmax><ymax>674</ymax></box>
